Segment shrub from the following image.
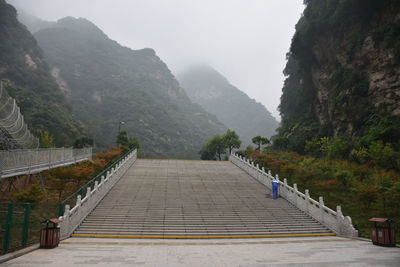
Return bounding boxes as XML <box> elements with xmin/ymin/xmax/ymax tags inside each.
<box><xmin>319</xmin><ymin>137</ymin><xmax>350</xmax><ymax>159</ymax></box>
<box><xmin>356</xmin><ymin>184</ymin><xmax>380</xmax><ymax>209</ymax></box>
<box><xmin>314</xmin><ymin>179</ymin><xmax>341</xmax><ymax>190</ymax></box>
<box><xmin>367</xmin><ymin>141</ymin><xmax>397</xmax><ymax>169</ymax></box>
<box><xmin>96</xmin><ymin>147</ymin><xmax>123</xmax><ymax>162</ymax></box>
<box><xmin>12</xmin><ymin>184</ymin><xmax>45</xmax><ymax>202</ymax></box>
<box><xmin>305</xmin><ymin>138</ymin><xmax>321</xmax><ymax>157</ymax></box>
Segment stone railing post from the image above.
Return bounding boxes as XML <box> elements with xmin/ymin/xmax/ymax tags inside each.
<box><xmin>94</xmin><ymin>181</ymin><xmax>99</xmax><ymax>201</ymax></box>
<box><xmin>319</xmin><ymin>197</ymin><xmax>325</xmax><ymax>223</ymax></box>
<box><xmin>293</xmin><ymin>183</ymin><xmax>298</xmax><ymax>207</ymax></box>
<box><xmin>305</xmin><ymin>189</ymin><xmax>310</xmax><ymax>214</ymax></box>
<box><xmin>60</xmin><ymin>204</ymin><xmax>70</xmax><ymax>239</ymax></box>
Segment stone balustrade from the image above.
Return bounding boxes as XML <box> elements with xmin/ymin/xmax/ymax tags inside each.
<box><xmin>230</xmin><ymin>152</ymin><xmax>358</xmax><ymax>237</ymax></box>
<box><xmin>59</xmin><ymin>149</ymin><xmax>137</xmax><ymax>239</ymax></box>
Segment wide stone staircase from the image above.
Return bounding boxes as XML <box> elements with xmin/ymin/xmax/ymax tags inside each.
<box><xmin>73</xmin><ymin>159</ymin><xmax>332</xmax><ymax>237</ymax></box>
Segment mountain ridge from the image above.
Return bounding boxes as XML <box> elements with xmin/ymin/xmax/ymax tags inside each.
<box><xmin>34</xmin><ymin>17</ymin><xmax>226</xmax><ymax>158</ymax></box>
<box><xmin>177</xmin><ymin>64</ymin><xmax>279</xmax><ymax>146</ymax></box>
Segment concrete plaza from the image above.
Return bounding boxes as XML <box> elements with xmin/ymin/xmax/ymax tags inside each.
<box><xmin>2</xmin><ymin>236</ymin><xmax>399</xmax><ymax>266</ymax></box>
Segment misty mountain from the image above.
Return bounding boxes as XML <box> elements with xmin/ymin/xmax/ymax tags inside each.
<box><xmin>34</xmin><ymin>17</ymin><xmax>226</xmax><ymax>158</ymax></box>
<box><xmin>177</xmin><ymin>65</ymin><xmax>279</xmax><ymax>146</ymax></box>
<box><xmin>15</xmin><ymin>8</ymin><xmax>55</xmax><ymax>34</ymax></box>
<box><xmin>0</xmin><ymin>0</ymin><xmax>83</xmax><ymax>146</ymax></box>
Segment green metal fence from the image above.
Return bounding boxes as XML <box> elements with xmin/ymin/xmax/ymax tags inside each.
<box><xmin>0</xmin><ymin>148</ymin><xmax>135</xmax><ymax>255</ymax></box>
<box><xmin>0</xmin><ymin>202</ymin><xmax>60</xmax><ymax>255</ymax></box>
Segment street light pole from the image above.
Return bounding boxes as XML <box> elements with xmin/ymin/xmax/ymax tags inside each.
<box><xmin>118</xmin><ymin>121</ymin><xmax>125</xmax><ymax>134</ymax></box>
<box><xmin>117</xmin><ymin>121</ymin><xmax>125</xmax><ymax>146</ymax></box>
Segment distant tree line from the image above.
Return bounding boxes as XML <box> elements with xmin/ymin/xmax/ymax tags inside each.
<box><xmin>199</xmin><ymin>130</ymin><xmax>270</xmax><ymax>160</ymax></box>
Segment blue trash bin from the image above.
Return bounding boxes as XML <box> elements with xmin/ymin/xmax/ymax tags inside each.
<box><xmin>272</xmin><ymin>179</ymin><xmax>279</xmax><ymax>199</ymax></box>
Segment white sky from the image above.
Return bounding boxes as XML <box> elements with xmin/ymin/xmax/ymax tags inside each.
<box><xmin>8</xmin><ymin>0</ymin><xmax>304</xmax><ymax>120</ymax></box>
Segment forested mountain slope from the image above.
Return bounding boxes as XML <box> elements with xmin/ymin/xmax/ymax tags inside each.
<box><xmin>278</xmin><ymin>0</ymin><xmax>400</xmax><ymax>157</ymax></box>
<box><xmin>0</xmin><ymin>0</ymin><xmax>83</xmax><ymax>146</ymax></box>
<box><xmin>178</xmin><ymin>65</ymin><xmax>279</xmax><ymax>146</ymax></box>
<box><xmin>34</xmin><ymin>17</ymin><xmax>225</xmax><ymax>158</ymax></box>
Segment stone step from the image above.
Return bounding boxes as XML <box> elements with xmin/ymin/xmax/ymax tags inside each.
<box><xmin>89</xmin><ymin>211</ymin><xmax>306</xmax><ymax>215</ymax></box>
<box><xmin>74</xmin><ymin>229</ymin><xmax>332</xmax><ymax>236</ymax></box>
<box><xmin>86</xmin><ymin>214</ymin><xmax>313</xmax><ymax>219</ymax></box>
<box><xmin>83</xmin><ymin>218</ymin><xmax>317</xmax><ymax>222</ymax></box>
<box><xmin>73</xmin><ymin>159</ymin><xmax>333</xmax><ymax>237</ymax></box>
<box><xmin>76</xmin><ymin>228</ymin><xmax>330</xmax><ymax>233</ymax></box>
<box><xmin>94</xmin><ymin>206</ymin><xmax>298</xmax><ymax>210</ymax></box>
<box><xmin>80</xmin><ymin>222</ymin><xmax>321</xmax><ymax>227</ymax></box>
<box><xmin>86</xmin><ymin>216</ymin><xmax>313</xmax><ymax>222</ymax></box>
<box><xmin>86</xmin><ymin>213</ymin><xmax>311</xmax><ymax>217</ymax></box>
<box><xmin>77</xmin><ymin>223</ymin><xmax>328</xmax><ymax>229</ymax></box>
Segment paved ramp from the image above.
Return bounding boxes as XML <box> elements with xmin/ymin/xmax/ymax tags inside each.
<box><xmin>74</xmin><ymin>159</ymin><xmax>332</xmax><ymax>237</ymax></box>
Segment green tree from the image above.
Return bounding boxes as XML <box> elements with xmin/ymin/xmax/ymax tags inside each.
<box><xmin>222</xmin><ymin>130</ymin><xmax>241</xmax><ymax>155</ymax></box>
<box><xmin>199</xmin><ymin>135</ymin><xmax>226</xmax><ymax>160</ymax></box>
<box><xmin>252</xmin><ymin>136</ymin><xmax>270</xmax><ymax>151</ymax></box>
<box><xmin>272</xmin><ymin>136</ymin><xmax>289</xmax><ymax>151</ymax></box>
<box><xmin>367</xmin><ymin>141</ymin><xmax>397</xmax><ymax>169</ymax></box>
<box><xmin>117</xmin><ymin>130</ymin><xmax>129</xmax><ymax>147</ymax></box>
<box><xmin>116</xmin><ymin>130</ymin><xmax>140</xmax><ymax>150</ymax></box>
<box><xmin>73</xmin><ymin>136</ymin><xmax>94</xmax><ymax>148</ymax></box>
<box><xmin>318</xmin><ymin>137</ymin><xmax>350</xmax><ymax>159</ymax></box>
<box><xmin>127</xmin><ymin>137</ymin><xmax>140</xmax><ymax>149</ymax></box>
<box><xmin>39</xmin><ymin>130</ymin><xmax>54</xmax><ymax>148</ymax></box>
<box><xmin>199</xmin><ymin>144</ymin><xmax>217</xmax><ymax>160</ymax></box>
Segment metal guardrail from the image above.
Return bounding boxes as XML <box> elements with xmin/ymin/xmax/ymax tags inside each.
<box><xmin>0</xmin><ymin>147</ymin><xmax>92</xmax><ymax>179</ymax></box>
<box><xmin>0</xmin><ymin>82</ymin><xmax>39</xmax><ymax>149</ymax></box>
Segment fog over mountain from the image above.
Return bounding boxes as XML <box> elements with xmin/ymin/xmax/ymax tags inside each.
<box><xmin>178</xmin><ymin>65</ymin><xmax>279</xmax><ymax>146</ymax></box>
<box><xmin>7</xmin><ymin>0</ymin><xmax>304</xmax><ymax>119</ymax></box>
<box><xmin>33</xmin><ymin>16</ymin><xmax>226</xmax><ymax>158</ymax></box>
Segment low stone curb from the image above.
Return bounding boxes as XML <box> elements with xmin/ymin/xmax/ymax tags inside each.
<box><xmin>0</xmin><ymin>244</ymin><xmax>39</xmax><ymax>264</ymax></box>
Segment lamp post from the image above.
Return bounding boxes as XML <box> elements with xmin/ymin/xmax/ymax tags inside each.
<box><xmin>118</xmin><ymin>121</ymin><xmax>125</xmax><ymax>134</ymax></box>
<box><xmin>117</xmin><ymin>121</ymin><xmax>125</xmax><ymax>146</ymax></box>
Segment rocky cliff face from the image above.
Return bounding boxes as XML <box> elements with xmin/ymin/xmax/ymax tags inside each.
<box><xmin>34</xmin><ymin>17</ymin><xmax>225</xmax><ymax>158</ymax></box>
<box><xmin>279</xmin><ymin>0</ymin><xmax>400</xmax><ymax>152</ymax></box>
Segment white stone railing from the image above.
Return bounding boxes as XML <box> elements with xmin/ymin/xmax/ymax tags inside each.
<box><xmin>58</xmin><ymin>149</ymin><xmax>137</xmax><ymax>239</ymax></box>
<box><xmin>230</xmin><ymin>152</ymin><xmax>358</xmax><ymax>237</ymax></box>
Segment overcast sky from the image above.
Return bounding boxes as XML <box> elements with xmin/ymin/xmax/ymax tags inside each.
<box><xmin>8</xmin><ymin>0</ymin><xmax>304</xmax><ymax>120</ymax></box>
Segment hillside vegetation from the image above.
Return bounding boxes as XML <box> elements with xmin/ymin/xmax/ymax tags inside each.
<box><xmin>0</xmin><ymin>0</ymin><xmax>83</xmax><ymax>146</ymax></box>
<box><xmin>34</xmin><ymin>17</ymin><xmax>226</xmax><ymax>158</ymax></box>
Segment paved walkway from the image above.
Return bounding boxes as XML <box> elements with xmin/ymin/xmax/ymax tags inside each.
<box><xmin>3</xmin><ymin>236</ymin><xmax>399</xmax><ymax>266</ymax></box>
<box><xmin>75</xmin><ymin>159</ymin><xmax>330</xmax><ymax>237</ymax></box>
